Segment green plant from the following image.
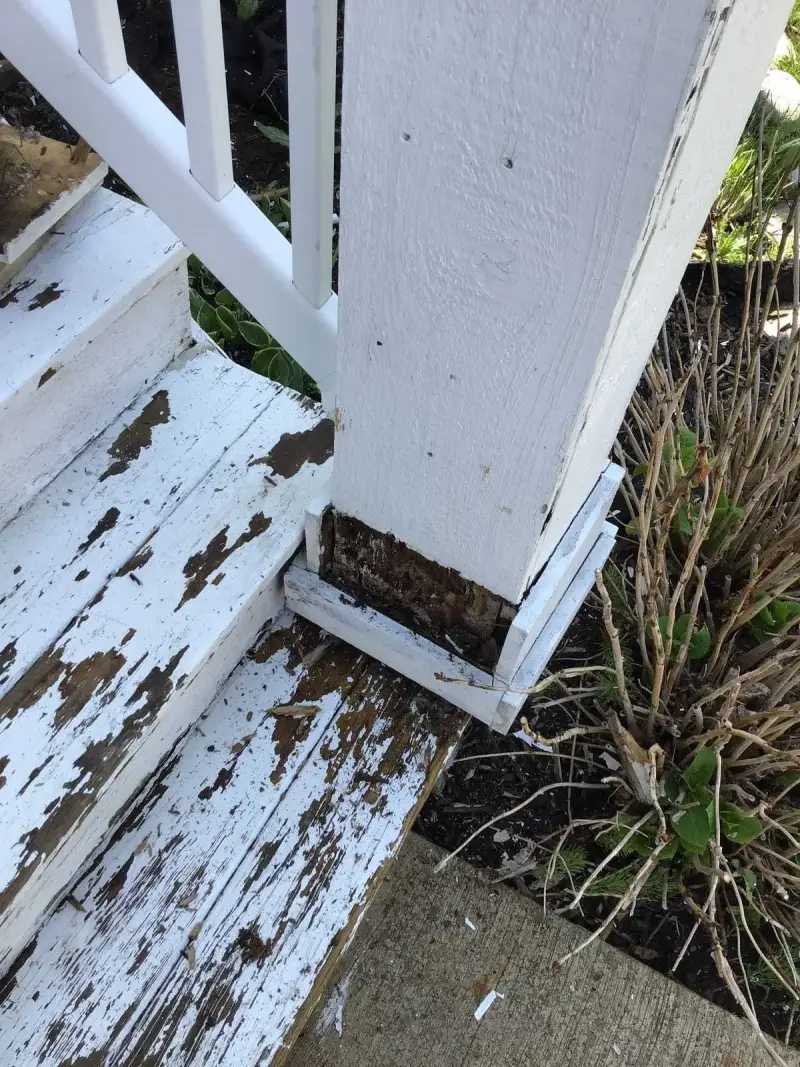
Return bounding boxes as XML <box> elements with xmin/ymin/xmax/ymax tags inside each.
<box><xmin>187</xmin><ymin>253</ymin><xmax>313</xmax><ymax>396</ymax></box>
<box><xmin>236</xmin><ymin>0</ymin><xmax>263</xmax><ymax>20</ymax></box>
<box><xmin>452</xmin><ymin>184</ymin><xmax>800</xmax><ymax>1060</ymax></box>
<box><xmin>186</xmin><ymin>185</ymin><xmax>318</xmax><ymax>397</ymax></box>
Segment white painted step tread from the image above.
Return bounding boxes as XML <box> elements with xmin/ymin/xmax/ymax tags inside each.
<box><xmin>0</xmin><ymin>187</ymin><xmax>186</xmax><ymax>411</ymax></box>
<box><xmin>0</xmin><ymin>613</ymin><xmax>466</xmax><ymax>1067</ymax></box>
<box><xmin>0</xmin><ymin>336</ymin><xmax>277</xmax><ymax>699</ymax></box>
<box><xmin>0</xmin><ymin>386</ymin><xmax>333</xmax><ymax>971</ymax></box>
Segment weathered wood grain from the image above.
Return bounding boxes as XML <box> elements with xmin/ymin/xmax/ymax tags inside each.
<box><xmin>0</xmin><ymin>390</ymin><xmax>333</xmax><ymax>970</ymax></box>
<box><xmin>0</xmin><ymin>189</ymin><xmax>191</xmax><ymax>526</ymax></box>
<box><xmin>285</xmin><ymin>558</ymin><xmax>504</xmax><ymax>725</ymax></box>
<box><xmin>0</xmin><ymin>614</ymin><xmax>367</xmax><ymax>1065</ymax></box>
<box><xmin>0</xmin><ymin>614</ymin><xmax>465</xmax><ymax>1067</ymax></box>
<box><xmin>0</xmin><ymin>338</ymin><xmax>277</xmax><ymax>698</ymax></box>
<box><xmin>116</xmin><ymin>661</ymin><xmax>464</xmax><ymax>1067</ymax></box>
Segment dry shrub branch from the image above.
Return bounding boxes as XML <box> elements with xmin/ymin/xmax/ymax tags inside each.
<box><xmin>441</xmin><ymin>150</ymin><xmax>800</xmax><ymax>1063</ymax></box>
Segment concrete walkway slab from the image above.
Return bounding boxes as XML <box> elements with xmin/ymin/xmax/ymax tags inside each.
<box><xmin>283</xmin><ymin>834</ymin><xmax>794</xmax><ymax>1067</ymax></box>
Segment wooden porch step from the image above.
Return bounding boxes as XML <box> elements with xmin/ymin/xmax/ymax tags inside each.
<box><xmin>0</xmin><ymin>353</ymin><xmax>333</xmax><ymax>973</ymax></box>
<box><xmin>0</xmin><ymin>613</ymin><xmax>466</xmax><ymax>1067</ymax></box>
<box><xmin>0</xmin><ymin>187</ymin><xmax>190</xmax><ymax>528</ymax></box>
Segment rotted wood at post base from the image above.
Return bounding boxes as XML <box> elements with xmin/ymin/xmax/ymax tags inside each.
<box><xmin>318</xmin><ymin>510</ymin><xmax>516</xmax><ymax>672</ymax></box>
<box><xmin>287</xmin><ymin>464</ymin><xmax>621</xmax><ymax>732</ymax></box>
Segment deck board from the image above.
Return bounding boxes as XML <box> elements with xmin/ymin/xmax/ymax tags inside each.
<box><xmin>0</xmin><ymin>387</ymin><xmax>333</xmax><ymax>971</ymax></box>
<box><xmin>0</xmin><ymin>338</ymin><xmax>276</xmax><ymax>698</ymax></box>
<box><xmin>0</xmin><ymin>614</ymin><xmax>466</xmax><ymax>1067</ymax></box>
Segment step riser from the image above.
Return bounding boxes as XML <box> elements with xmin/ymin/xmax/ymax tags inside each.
<box><xmin>0</xmin><ymin>582</ymin><xmax>285</xmax><ymax>976</ymax></box>
<box><xmin>0</xmin><ymin>263</ymin><xmax>191</xmax><ymax>527</ymax></box>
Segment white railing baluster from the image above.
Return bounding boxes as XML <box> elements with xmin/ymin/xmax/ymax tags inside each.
<box><xmin>286</xmin><ymin>0</ymin><xmax>338</xmax><ymax>309</ymax></box>
<box><xmin>69</xmin><ymin>0</ymin><xmax>127</xmax><ymax>83</ymax></box>
<box><xmin>169</xmin><ymin>0</ymin><xmax>234</xmax><ymax>202</ymax></box>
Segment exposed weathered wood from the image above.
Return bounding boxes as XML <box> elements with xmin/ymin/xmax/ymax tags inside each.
<box><xmin>0</xmin><ymin>391</ymin><xmax>333</xmax><ymax>971</ymax></box>
<box><xmin>320</xmin><ymin>511</ymin><xmax>515</xmax><ymax>670</ymax></box>
<box><xmin>0</xmin><ymin>613</ymin><xmax>465</xmax><ymax>1067</ymax></box>
<box><xmin>332</xmin><ymin>0</ymin><xmax>790</xmax><ymax>603</ymax></box>
<box><xmin>286</xmin><ymin>557</ymin><xmax>507</xmax><ymax>726</ymax></box>
<box><xmin>0</xmin><ymin>337</ymin><xmax>277</xmax><ymax>698</ymax></box>
<box><xmin>0</xmin><ymin>188</ymin><xmax>190</xmax><ymax>527</ymax></box>
<box><xmin>0</xmin><ymin>125</ymin><xmax>107</xmax><ymax>263</ymax></box>
<box><xmin>284</xmin><ymin>834</ymin><xmax>789</xmax><ymax>1067</ymax></box>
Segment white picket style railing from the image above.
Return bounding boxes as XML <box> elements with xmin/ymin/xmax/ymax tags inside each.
<box><xmin>0</xmin><ymin>0</ymin><xmax>338</xmax><ymax>404</ymax></box>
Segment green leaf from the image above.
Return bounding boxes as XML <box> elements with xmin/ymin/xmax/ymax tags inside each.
<box><xmin>194</xmin><ymin>297</ymin><xmax>218</xmax><ymax>334</ymax></box>
<box><xmin>251</xmin><ymin>347</ymin><xmax>275</xmax><ymax>376</ymax></box>
<box><xmin>720</xmin><ymin>803</ymin><xmax>762</xmax><ymax>845</ymax></box>
<box><xmin>678</xmin><ymin>426</ymin><xmax>697</xmax><ymax>471</ymax></box>
<box><xmin>288</xmin><ymin>358</ymin><xmax>305</xmax><ymax>393</ymax></box>
<box><xmin>682</xmin><ymin>748</ymin><xmax>717</xmax><ymax>793</ymax></box>
<box><xmin>741</xmin><ymin>867</ymin><xmax>757</xmax><ymax>901</ymax></box>
<box><xmin>215</xmin><ymin>306</ymin><xmax>238</xmax><ymax>340</ymax></box>
<box><xmin>659</xmin><ymin>836</ymin><xmax>681</xmax><ymax>861</ymax></box>
<box><xmin>215</xmin><ymin>288</ymin><xmax>236</xmax><ymax>308</ymax></box>
<box><xmin>631</xmin><ymin>462</ymin><xmax>649</xmax><ymax>478</ymax></box>
<box><xmin>189</xmin><ymin>289</ymin><xmax>205</xmax><ymax>319</ymax></box>
<box><xmin>658</xmin><ymin>613</ymin><xmax>707</xmax><ymax>661</ymax></box>
<box><xmin>688</xmin><ymin>624</ymin><xmax>711</xmax><ymax>660</ymax></box>
<box><xmin>239</xmin><ymin>320</ymin><xmax>273</xmax><ymax>349</ymax></box>
<box><xmin>780</xmin><ymin>771</ymin><xmax>800</xmax><ymax>791</ymax></box>
<box><xmin>660</xmin><ymin>769</ymin><xmax>680</xmax><ymax>804</ymax></box>
<box><xmin>677</xmin><ymin>500</ymin><xmax>699</xmax><ymax>536</ymax></box>
<box><xmin>268</xmin><ymin>350</ymin><xmax>292</xmax><ymax>386</ymax></box>
<box><xmin>254</xmin><ymin>121</ymin><xmax>290</xmax><ymax>148</ymax></box>
<box><xmin>672</xmin><ymin>614</ymin><xmax>691</xmax><ymax>646</ymax></box>
<box><xmin>670</xmin><ymin>804</ymin><xmax>712</xmax><ymax>854</ymax></box>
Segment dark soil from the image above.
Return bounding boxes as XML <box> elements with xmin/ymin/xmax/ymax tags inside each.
<box><xmin>0</xmin><ymin>0</ymin><xmax>295</xmax><ymax>196</ymax></box>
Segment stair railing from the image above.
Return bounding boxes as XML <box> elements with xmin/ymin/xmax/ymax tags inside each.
<box><xmin>1</xmin><ymin>0</ymin><xmax>338</xmax><ymax>405</ymax></box>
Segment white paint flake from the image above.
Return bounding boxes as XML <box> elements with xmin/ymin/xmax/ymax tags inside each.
<box><xmin>474</xmin><ymin>989</ymin><xmax>504</xmax><ymax>1021</ymax></box>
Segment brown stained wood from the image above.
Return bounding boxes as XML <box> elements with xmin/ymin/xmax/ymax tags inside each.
<box><xmin>99</xmin><ymin>390</ymin><xmax>171</xmax><ymax>482</ymax></box>
<box><xmin>0</xmin><ymin>127</ymin><xmax>103</xmax><ymax>250</ymax></box>
<box><xmin>320</xmin><ymin>509</ymin><xmax>516</xmax><ymax>670</ymax></box>
<box><xmin>248</xmin><ymin>420</ymin><xmax>335</xmax><ymax>477</ymax></box>
<box><xmin>115</xmin><ymin>666</ymin><xmax>465</xmax><ymax>1067</ymax></box>
<box><xmin>0</xmin><ymin>381</ymin><xmax>332</xmax><ymax>972</ymax></box>
<box><xmin>0</xmin><ymin>614</ymin><xmax>370</xmax><ymax>1066</ymax></box>
<box><xmin>0</xmin><ymin>608</ymin><xmax>464</xmax><ymax>1067</ymax></box>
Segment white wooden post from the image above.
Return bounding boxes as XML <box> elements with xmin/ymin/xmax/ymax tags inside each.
<box><xmin>332</xmin><ymin>0</ymin><xmax>791</xmax><ymax>605</ymax></box>
<box><xmin>286</xmin><ymin>0</ymin><xmax>338</xmax><ymax>308</ymax></box>
<box><xmin>69</xmin><ymin>0</ymin><xmax>127</xmax><ymax>83</ymax></box>
<box><xmin>170</xmin><ymin>0</ymin><xmax>234</xmax><ymax>201</ymax></box>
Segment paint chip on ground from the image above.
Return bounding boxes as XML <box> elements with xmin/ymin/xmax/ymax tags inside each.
<box><xmin>474</xmin><ymin>989</ymin><xmax>504</xmax><ymax>1021</ymax></box>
